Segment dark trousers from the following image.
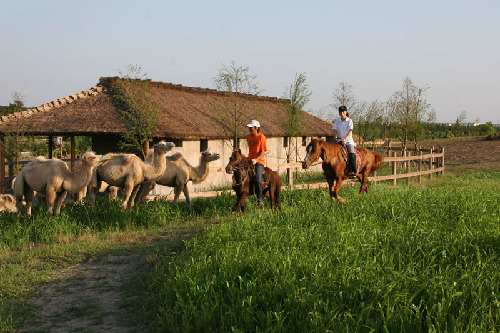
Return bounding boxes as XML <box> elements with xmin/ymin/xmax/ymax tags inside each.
<box><xmin>255</xmin><ymin>163</ymin><xmax>264</xmax><ymax>200</ymax></box>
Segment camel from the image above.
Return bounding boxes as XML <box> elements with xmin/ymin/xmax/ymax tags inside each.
<box><xmin>135</xmin><ymin>150</ymin><xmax>220</xmax><ymax>206</ymax></box>
<box><xmin>0</xmin><ymin>194</ymin><xmax>17</xmax><ymax>213</ymax></box>
<box><xmin>13</xmin><ymin>151</ymin><xmax>101</xmax><ymax>216</ymax></box>
<box><xmin>88</xmin><ymin>141</ymin><xmax>174</xmax><ymax>210</ymax></box>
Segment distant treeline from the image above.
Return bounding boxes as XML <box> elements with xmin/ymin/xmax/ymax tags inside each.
<box><xmin>355</xmin><ymin>120</ymin><xmax>499</xmax><ymax>142</ymax></box>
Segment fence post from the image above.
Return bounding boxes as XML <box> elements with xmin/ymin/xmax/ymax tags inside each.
<box><xmin>392</xmin><ymin>151</ymin><xmax>397</xmax><ymax>186</ymax></box>
<box><xmin>418</xmin><ymin>150</ymin><xmax>423</xmax><ymax>184</ymax></box>
<box><xmin>441</xmin><ymin>146</ymin><xmax>445</xmax><ymax>175</ymax></box>
<box><xmin>406</xmin><ymin>150</ymin><xmax>410</xmax><ymax>186</ymax></box>
<box><xmin>428</xmin><ymin>146</ymin><xmax>434</xmax><ymax>181</ymax></box>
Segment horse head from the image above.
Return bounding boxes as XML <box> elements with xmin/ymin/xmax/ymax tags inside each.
<box><xmin>302</xmin><ymin>138</ymin><xmax>323</xmax><ymax>169</ymax></box>
<box><xmin>225</xmin><ymin>149</ymin><xmax>246</xmax><ymax>174</ymax></box>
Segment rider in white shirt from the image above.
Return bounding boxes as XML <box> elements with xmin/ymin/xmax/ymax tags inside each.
<box><xmin>332</xmin><ymin>105</ymin><xmax>356</xmax><ymax>176</ymax></box>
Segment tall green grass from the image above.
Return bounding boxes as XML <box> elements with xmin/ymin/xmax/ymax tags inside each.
<box><xmin>140</xmin><ymin>171</ymin><xmax>500</xmax><ymax>332</ymax></box>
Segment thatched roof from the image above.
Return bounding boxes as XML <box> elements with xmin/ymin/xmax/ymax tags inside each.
<box><xmin>0</xmin><ymin>77</ymin><xmax>333</xmax><ymax>139</ymax></box>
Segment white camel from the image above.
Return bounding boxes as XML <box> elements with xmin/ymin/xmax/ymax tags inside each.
<box><xmin>13</xmin><ymin>151</ymin><xmax>101</xmax><ymax>216</ymax></box>
<box><xmin>89</xmin><ymin>141</ymin><xmax>174</xmax><ymax>210</ymax></box>
<box><xmin>135</xmin><ymin>150</ymin><xmax>220</xmax><ymax>206</ymax></box>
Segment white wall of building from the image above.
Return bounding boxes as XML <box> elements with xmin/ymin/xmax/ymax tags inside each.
<box><xmin>151</xmin><ymin>136</ymin><xmax>324</xmax><ymax>197</ymax></box>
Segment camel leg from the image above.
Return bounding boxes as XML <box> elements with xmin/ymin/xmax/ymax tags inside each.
<box><xmin>121</xmin><ymin>179</ymin><xmax>135</xmax><ymax>210</ymax></box>
<box><xmin>24</xmin><ymin>190</ymin><xmax>34</xmax><ymax>217</ymax></box>
<box><xmin>46</xmin><ymin>187</ymin><xmax>57</xmax><ymax>215</ymax></box>
<box><xmin>54</xmin><ymin>191</ymin><xmax>67</xmax><ymax>216</ymax></box>
<box><xmin>128</xmin><ymin>185</ymin><xmax>140</xmax><ymax>209</ymax></box>
<box><xmin>173</xmin><ymin>184</ymin><xmax>183</xmax><ymax>203</ymax></box>
<box><xmin>89</xmin><ymin>180</ymin><xmax>101</xmax><ymax>210</ymax></box>
<box><xmin>182</xmin><ymin>184</ymin><xmax>191</xmax><ymax>208</ymax></box>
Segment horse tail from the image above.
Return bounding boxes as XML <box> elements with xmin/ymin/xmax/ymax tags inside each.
<box><xmin>372</xmin><ymin>152</ymin><xmax>384</xmax><ymax>172</ymax></box>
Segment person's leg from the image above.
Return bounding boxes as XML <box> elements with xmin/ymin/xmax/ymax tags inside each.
<box><xmin>347</xmin><ymin>144</ymin><xmax>357</xmax><ymax>174</ymax></box>
<box><xmin>255</xmin><ymin>163</ymin><xmax>264</xmax><ymax>206</ymax></box>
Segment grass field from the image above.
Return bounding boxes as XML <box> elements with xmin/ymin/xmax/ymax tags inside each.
<box><xmin>1</xmin><ymin>170</ymin><xmax>499</xmax><ymax>332</ymax></box>
<box><xmin>135</xmin><ymin>171</ymin><xmax>500</xmax><ymax>332</ymax></box>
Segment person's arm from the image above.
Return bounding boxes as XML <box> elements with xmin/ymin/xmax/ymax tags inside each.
<box><xmin>340</xmin><ymin>129</ymin><xmax>353</xmax><ymax>144</ymax></box>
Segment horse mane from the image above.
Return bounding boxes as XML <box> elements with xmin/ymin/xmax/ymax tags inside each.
<box><xmin>319</xmin><ymin>140</ymin><xmax>342</xmax><ymax>163</ymax></box>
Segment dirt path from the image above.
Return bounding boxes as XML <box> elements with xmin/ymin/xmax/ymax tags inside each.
<box><xmin>21</xmin><ymin>251</ymin><xmax>148</xmax><ymax>332</ymax></box>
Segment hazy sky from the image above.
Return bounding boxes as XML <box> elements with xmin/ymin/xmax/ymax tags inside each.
<box><xmin>1</xmin><ymin>0</ymin><xmax>499</xmax><ymax>123</ymax></box>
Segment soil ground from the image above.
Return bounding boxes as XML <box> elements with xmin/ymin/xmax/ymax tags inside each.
<box><xmin>20</xmin><ymin>136</ymin><xmax>500</xmax><ymax>332</ymax></box>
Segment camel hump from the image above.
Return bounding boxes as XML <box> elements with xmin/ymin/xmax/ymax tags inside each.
<box><xmin>166</xmin><ymin>153</ymin><xmax>183</xmax><ymax>161</ymax></box>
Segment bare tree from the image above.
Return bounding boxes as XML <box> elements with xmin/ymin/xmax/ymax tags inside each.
<box><xmin>212</xmin><ymin>61</ymin><xmax>261</xmax><ymax>148</ymax></box>
<box><xmin>453</xmin><ymin>110</ymin><xmax>467</xmax><ymax>135</ymax></box>
<box><xmin>282</xmin><ymin>72</ymin><xmax>311</xmax><ymax>178</ymax></box>
<box><xmin>330</xmin><ymin>81</ymin><xmax>356</xmax><ymax>121</ymax></box>
<box><xmin>113</xmin><ymin>65</ymin><xmax>160</xmax><ymax>159</ymax></box>
<box><xmin>387</xmin><ymin>77</ymin><xmax>432</xmax><ymax>151</ymax></box>
<box><xmin>3</xmin><ymin>93</ymin><xmax>28</xmax><ymax>173</ymax></box>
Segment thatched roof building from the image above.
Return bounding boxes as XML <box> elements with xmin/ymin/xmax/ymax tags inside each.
<box><xmin>0</xmin><ymin>77</ymin><xmax>333</xmax><ymax>140</ymax></box>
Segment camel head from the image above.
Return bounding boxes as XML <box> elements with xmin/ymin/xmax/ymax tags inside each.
<box><xmin>201</xmin><ymin>151</ymin><xmax>220</xmax><ymax>163</ymax></box>
<box><xmin>153</xmin><ymin>141</ymin><xmax>175</xmax><ymax>155</ymax></box>
<box><xmin>81</xmin><ymin>151</ymin><xmax>101</xmax><ymax>167</ymax></box>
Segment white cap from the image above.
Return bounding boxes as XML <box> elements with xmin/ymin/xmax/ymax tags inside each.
<box><xmin>246</xmin><ymin>119</ymin><xmax>261</xmax><ymax>127</ymax></box>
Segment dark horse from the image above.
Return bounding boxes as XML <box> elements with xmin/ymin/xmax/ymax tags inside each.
<box><xmin>302</xmin><ymin>138</ymin><xmax>383</xmax><ymax>202</ymax></box>
<box><xmin>225</xmin><ymin>149</ymin><xmax>281</xmax><ymax>215</ymax></box>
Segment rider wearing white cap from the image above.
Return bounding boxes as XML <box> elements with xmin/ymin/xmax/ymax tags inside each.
<box><xmin>246</xmin><ymin>119</ymin><xmax>267</xmax><ymax>207</ymax></box>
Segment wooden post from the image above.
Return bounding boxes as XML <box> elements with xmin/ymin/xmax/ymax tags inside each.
<box><xmin>418</xmin><ymin>150</ymin><xmax>423</xmax><ymax>184</ymax></box>
<box><xmin>71</xmin><ymin>136</ymin><xmax>76</xmax><ymax>171</ymax></box>
<box><xmin>48</xmin><ymin>135</ymin><xmax>53</xmax><ymax>159</ymax></box>
<box><xmin>406</xmin><ymin>150</ymin><xmax>410</xmax><ymax>186</ymax></box>
<box><xmin>441</xmin><ymin>146</ymin><xmax>445</xmax><ymax>175</ymax></box>
<box><xmin>286</xmin><ymin>152</ymin><xmax>293</xmax><ymax>187</ymax></box>
<box><xmin>392</xmin><ymin>151</ymin><xmax>397</xmax><ymax>186</ymax></box>
<box><xmin>428</xmin><ymin>146</ymin><xmax>434</xmax><ymax>181</ymax></box>
<box><xmin>1</xmin><ymin>136</ymin><xmax>5</xmax><ymax>194</ymax></box>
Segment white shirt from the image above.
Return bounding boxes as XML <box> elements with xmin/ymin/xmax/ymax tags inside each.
<box><xmin>332</xmin><ymin>117</ymin><xmax>355</xmax><ymax>145</ymax></box>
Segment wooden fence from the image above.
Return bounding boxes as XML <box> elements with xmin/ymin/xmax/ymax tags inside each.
<box><xmin>0</xmin><ymin>147</ymin><xmax>445</xmax><ymax>198</ymax></box>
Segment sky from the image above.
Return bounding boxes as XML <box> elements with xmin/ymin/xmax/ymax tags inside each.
<box><xmin>1</xmin><ymin>0</ymin><xmax>499</xmax><ymax>124</ymax></box>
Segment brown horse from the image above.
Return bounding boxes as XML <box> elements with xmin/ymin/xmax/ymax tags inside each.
<box><xmin>302</xmin><ymin>138</ymin><xmax>383</xmax><ymax>202</ymax></box>
<box><xmin>225</xmin><ymin>149</ymin><xmax>281</xmax><ymax>214</ymax></box>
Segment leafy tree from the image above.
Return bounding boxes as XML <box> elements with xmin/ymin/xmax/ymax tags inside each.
<box><xmin>212</xmin><ymin>61</ymin><xmax>261</xmax><ymax>148</ymax></box>
<box><xmin>113</xmin><ymin>65</ymin><xmax>160</xmax><ymax>159</ymax></box>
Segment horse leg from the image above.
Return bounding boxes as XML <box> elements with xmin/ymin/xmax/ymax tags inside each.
<box><xmin>333</xmin><ymin>177</ymin><xmax>346</xmax><ymax>202</ymax></box>
<box><xmin>358</xmin><ymin>171</ymin><xmax>370</xmax><ymax>198</ymax></box>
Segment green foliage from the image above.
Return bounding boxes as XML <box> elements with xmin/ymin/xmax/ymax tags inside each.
<box><xmin>445</xmin><ymin>130</ymin><xmax>454</xmax><ymax>138</ymax></box>
<box><xmin>112</xmin><ymin>66</ymin><xmax>160</xmax><ymax>159</ymax></box>
<box><xmin>139</xmin><ymin>171</ymin><xmax>500</xmax><ymax>332</ymax></box>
